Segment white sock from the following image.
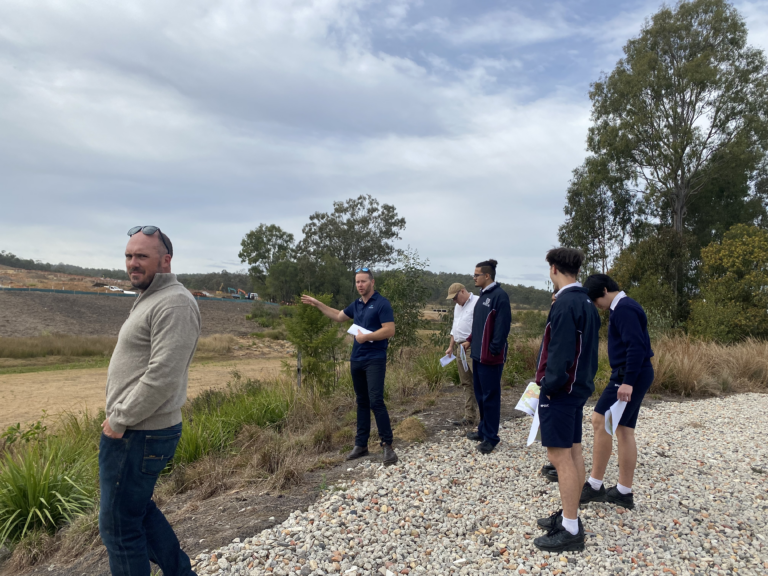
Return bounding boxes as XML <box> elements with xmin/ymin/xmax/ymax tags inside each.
<box><xmin>616</xmin><ymin>483</ymin><xmax>632</xmax><ymax>495</ymax></box>
<box><xmin>561</xmin><ymin>515</ymin><xmax>579</xmax><ymax>536</ymax></box>
<box><xmin>588</xmin><ymin>476</ymin><xmax>603</xmax><ymax>491</ymax></box>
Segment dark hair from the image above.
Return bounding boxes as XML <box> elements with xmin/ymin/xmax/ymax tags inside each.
<box><xmin>159</xmin><ymin>232</ymin><xmax>173</xmax><ymax>257</ymax></box>
<box><xmin>583</xmin><ymin>274</ymin><xmax>620</xmax><ymax>301</ymax></box>
<box><xmin>545</xmin><ymin>248</ymin><xmax>583</xmax><ymax>276</ymax></box>
<box><xmin>476</xmin><ymin>259</ymin><xmax>498</xmax><ymax>280</ymax></box>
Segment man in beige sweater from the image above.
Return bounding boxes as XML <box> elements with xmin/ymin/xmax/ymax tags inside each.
<box><xmin>99</xmin><ymin>226</ymin><xmax>200</xmax><ymax>576</ymax></box>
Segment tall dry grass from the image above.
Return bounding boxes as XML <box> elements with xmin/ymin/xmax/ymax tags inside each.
<box><xmin>651</xmin><ymin>336</ymin><xmax>768</xmax><ymax>396</ymax></box>
<box><xmin>0</xmin><ymin>333</ymin><xmax>237</xmax><ymax>360</ymax></box>
<box><xmin>195</xmin><ymin>334</ymin><xmax>238</xmax><ymax>356</ymax></box>
<box><xmin>0</xmin><ymin>335</ymin><xmax>117</xmax><ymax>358</ymax></box>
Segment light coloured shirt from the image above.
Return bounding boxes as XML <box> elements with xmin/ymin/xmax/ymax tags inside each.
<box><xmin>610</xmin><ymin>291</ymin><xmax>627</xmax><ymax>311</ymax></box>
<box><xmin>481</xmin><ymin>281</ymin><xmax>497</xmax><ymax>293</ymax></box>
<box><xmin>450</xmin><ymin>293</ymin><xmax>478</xmax><ymax>342</ymax></box>
<box><xmin>554</xmin><ymin>281</ymin><xmax>582</xmax><ymax>299</ymax></box>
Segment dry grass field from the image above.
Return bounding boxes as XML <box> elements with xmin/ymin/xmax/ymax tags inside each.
<box><xmin>0</xmin><ymin>335</ymin><xmax>294</xmax><ymax>430</ymax></box>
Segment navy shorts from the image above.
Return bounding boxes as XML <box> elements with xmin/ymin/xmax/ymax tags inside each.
<box><xmin>539</xmin><ymin>396</ymin><xmax>588</xmax><ymax>448</ymax></box>
<box><xmin>594</xmin><ymin>363</ymin><xmax>654</xmax><ymax>429</ymax></box>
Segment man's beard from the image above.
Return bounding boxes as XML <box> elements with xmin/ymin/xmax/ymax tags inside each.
<box><xmin>130</xmin><ymin>271</ymin><xmax>155</xmax><ymax>291</ymax></box>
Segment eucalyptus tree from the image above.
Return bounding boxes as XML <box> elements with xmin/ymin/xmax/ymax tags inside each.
<box><xmin>588</xmin><ymin>0</ymin><xmax>768</xmax><ymax>237</ymax></box>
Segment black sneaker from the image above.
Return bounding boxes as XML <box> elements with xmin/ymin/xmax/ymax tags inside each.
<box><xmin>604</xmin><ymin>486</ymin><xmax>635</xmax><ymax>509</ymax></box>
<box><xmin>541</xmin><ymin>464</ymin><xmax>558</xmax><ymax>482</ymax></box>
<box><xmin>580</xmin><ymin>482</ymin><xmax>606</xmax><ymax>504</ymax></box>
<box><xmin>533</xmin><ymin>519</ymin><xmax>585</xmax><ymax>553</ymax></box>
<box><xmin>536</xmin><ymin>509</ymin><xmax>562</xmax><ymax>530</ymax></box>
<box><xmin>477</xmin><ymin>440</ymin><xmax>495</xmax><ymax>454</ymax></box>
<box><xmin>466</xmin><ymin>431</ymin><xmax>482</xmax><ymax>441</ymax></box>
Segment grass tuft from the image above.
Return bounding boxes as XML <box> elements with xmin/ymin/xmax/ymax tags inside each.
<box><xmin>394</xmin><ymin>416</ymin><xmax>427</xmax><ymax>443</ymax></box>
<box><xmin>0</xmin><ymin>437</ymin><xmax>98</xmax><ymax>547</ymax></box>
<box><xmin>195</xmin><ymin>334</ymin><xmax>238</xmax><ymax>355</ymax></box>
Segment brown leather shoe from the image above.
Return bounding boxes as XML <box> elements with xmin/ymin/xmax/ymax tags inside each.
<box><xmin>382</xmin><ymin>444</ymin><xmax>399</xmax><ymax>466</ymax></box>
<box><xmin>345</xmin><ymin>445</ymin><xmax>369</xmax><ymax>461</ymax></box>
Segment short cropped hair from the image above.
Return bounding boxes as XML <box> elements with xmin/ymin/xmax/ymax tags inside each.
<box><xmin>159</xmin><ymin>232</ymin><xmax>173</xmax><ymax>257</ymax></box>
<box><xmin>583</xmin><ymin>274</ymin><xmax>620</xmax><ymax>301</ymax></box>
<box><xmin>476</xmin><ymin>259</ymin><xmax>498</xmax><ymax>280</ymax></box>
<box><xmin>545</xmin><ymin>248</ymin><xmax>583</xmax><ymax>277</ymax></box>
<box><xmin>355</xmin><ymin>268</ymin><xmax>374</xmax><ymax>280</ymax></box>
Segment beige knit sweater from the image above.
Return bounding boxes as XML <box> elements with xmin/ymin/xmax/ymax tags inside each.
<box><xmin>106</xmin><ymin>273</ymin><xmax>201</xmax><ymax>434</ymax></box>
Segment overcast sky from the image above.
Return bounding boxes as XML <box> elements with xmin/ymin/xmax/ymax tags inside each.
<box><xmin>2</xmin><ymin>0</ymin><xmax>767</xmax><ymax>288</ymax></box>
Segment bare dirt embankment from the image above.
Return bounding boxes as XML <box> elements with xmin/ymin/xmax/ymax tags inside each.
<box><xmin>0</xmin><ymin>291</ymin><xmax>256</xmax><ymax>337</ymax></box>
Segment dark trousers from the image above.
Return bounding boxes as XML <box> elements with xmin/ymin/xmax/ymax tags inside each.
<box><xmin>350</xmin><ymin>358</ymin><xmax>393</xmax><ymax>446</ymax></box>
<box><xmin>473</xmin><ymin>362</ymin><xmax>503</xmax><ymax>446</ymax></box>
<box><xmin>99</xmin><ymin>423</ymin><xmax>196</xmax><ymax>576</ymax></box>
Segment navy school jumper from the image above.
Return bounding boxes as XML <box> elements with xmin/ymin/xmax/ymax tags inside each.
<box><xmin>608</xmin><ymin>296</ymin><xmax>654</xmax><ymax>385</ymax></box>
<box><xmin>535</xmin><ymin>286</ymin><xmax>600</xmax><ymax>402</ymax></box>
<box><xmin>466</xmin><ymin>282</ymin><xmax>512</xmax><ymax>446</ymax></box>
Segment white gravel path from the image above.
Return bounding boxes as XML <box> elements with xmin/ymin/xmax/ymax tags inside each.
<box><xmin>193</xmin><ymin>393</ymin><xmax>768</xmax><ymax>576</ymax></box>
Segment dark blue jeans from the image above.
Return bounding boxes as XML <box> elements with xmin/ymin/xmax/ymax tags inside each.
<box><xmin>473</xmin><ymin>362</ymin><xmax>503</xmax><ymax>446</ymax></box>
<box><xmin>99</xmin><ymin>423</ymin><xmax>196</xmax><ymax>576</ymax></box>
<box><xmin>350</xmin><ymin>358</ymin><xmax>393</xmax><ymax>446</ymax></box>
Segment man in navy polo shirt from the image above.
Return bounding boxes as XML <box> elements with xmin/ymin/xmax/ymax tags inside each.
<box><xmin>301</xmin><ymin>268</ymin><xmax>398</xmax><ymax>466</ymax></box>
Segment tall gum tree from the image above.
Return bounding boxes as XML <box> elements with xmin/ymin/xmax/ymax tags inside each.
<box><xmin>588</xmin><ymin>0</ymin><xmax>768</xmax><ymax>236</ymax></box>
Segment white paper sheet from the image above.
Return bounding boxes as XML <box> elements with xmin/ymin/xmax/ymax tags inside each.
<box><xmin>347</xmin><ymin>324</ymin><xmax>373</xmax><ymax>337</ymax></box>
<box><xmin>459</xmin><ymin>344</ymin><xmax>469</xmax><ymax>371</ymax></box>
<box><xmin>515</xmin><ymin>382</ymin><xmax>541</xmax><ymax>417</ymax></box>
<box><xmin>604</xmin><ymin>400</ymin><xmax>627</xmax><ymax>435</ymax></box>
<box><xmin>440</xmin><ymin>354</ymin><xmax>456</xmax><ymax>367</ymax></box>
<box><xmin>527</xmin><ymin>404</ymin><xmax>541</xmax><ymax>446</ymax></box>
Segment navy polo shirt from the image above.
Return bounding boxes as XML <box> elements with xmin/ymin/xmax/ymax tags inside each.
<box><xmin>343</xmin><ymin>291</ymin><xmax>395</xmax><ymax>361</ymax></box>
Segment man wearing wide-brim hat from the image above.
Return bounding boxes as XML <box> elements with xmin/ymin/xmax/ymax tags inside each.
<box><xmin>446</xmin><ymin>282</ymin><xmax>479</xmax><ymax>426</ymax></box>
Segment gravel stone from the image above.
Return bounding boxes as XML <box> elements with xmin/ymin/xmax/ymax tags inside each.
<box><xmin>195</xmin><ymin>394</ymin><xmax>768</xmax><ymax>575</ymax></box>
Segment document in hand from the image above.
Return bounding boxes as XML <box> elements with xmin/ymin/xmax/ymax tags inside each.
<box><xmin>440</xmin><ymin>354</ymin><xmax>456</xmax><ymax>367</ymax></box>
<box><xmin>347</xmin><ymin>324</ymin><xmax>373</xmax><ymax>338</ymax></box>
<box><xmin>515</xmin><ymin>382</ymin><xmax>541</xmax><ymax>417</ymax></box>
<box><xmin>527</xmin><ymin>405</ymin><xmax>541</xmax><ymax>446</ymax></box>
<box><xmin>604</xmin><ymin>400</ymin><xmax>627</xmax><ymax>435</ymax></box>
<box><xmin>459</xmin><ymin>344</ymin><xmax>469</xmax><ymax>371</ymax></box>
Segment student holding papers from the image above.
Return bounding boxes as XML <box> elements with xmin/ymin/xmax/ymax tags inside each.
<box><xmin>580</xmin><ymin>274</ymin><xmax>655</xmax><ymax>510</ymax></box>
<box><xmin>445</xmin><ymin>283</ymin><xmax>479</xmax><ymax>426</ymax></box>
<box><xmin>533</xmin><ymin>248</ymin><xmax>600</xmax><ymax>553</ymax></box>
<box><xmin>301</xmin><ymin>268</ymin><xmax>398</xmax><ymax>466</ymax></box>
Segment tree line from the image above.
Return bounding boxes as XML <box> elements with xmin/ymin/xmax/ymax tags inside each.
<box><xmin>559</xmin><ymin>0</ymin><xmax>768</xmax><ymax>342</ymax></box>
<box><xmin>238</xmin><ymin>195</ymin><xmax>552</xmax><ymax>309</ymax></box>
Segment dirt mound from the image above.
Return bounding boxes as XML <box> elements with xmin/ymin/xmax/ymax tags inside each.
<box><xmin>0</xmin><ymin>292</ymin><xmax>256</xmax><ymax>337</ymax></box>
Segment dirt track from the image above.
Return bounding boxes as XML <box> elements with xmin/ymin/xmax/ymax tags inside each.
<box><xmin>0</xmin><ymin>291</ymin><xmax>256</xmax><ymax>337</ymax></box>
<box><xmin>0</xmin><ymin>357</ymin><xmax>286</xmax><ymax>429</ymax></box>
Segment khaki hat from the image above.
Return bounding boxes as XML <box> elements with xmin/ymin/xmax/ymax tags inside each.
<box><xmin>446</xmin><ymin>282</ymin><xmax>465</xmax><ymax>300</ymax></box>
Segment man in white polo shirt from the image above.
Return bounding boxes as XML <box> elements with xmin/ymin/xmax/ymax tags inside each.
<box><xmin>445</xmin><ymin>283</ymin><xmax>479</xmax><ymax>426</ymax></box>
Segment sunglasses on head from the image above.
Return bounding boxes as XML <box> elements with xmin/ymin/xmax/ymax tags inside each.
<box><xmin>127</xmin><ymin>226</ymin><xmax>172</xmax><ymax>256</ymax></box>
<box><xmin>355</xmin><ymin>267</ymin><xmax>370</xmax><ymax>273</ymax></box>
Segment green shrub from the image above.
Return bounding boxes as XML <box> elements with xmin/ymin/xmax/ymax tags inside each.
<box><xmin>246</xmin><ymin>301</ymin><xmax>284</xmax><ymax>328</ymax></box>
<box><xmin>177</xmin><ymin>375</ymin><xmax>294</xmax><ymax>465</ymax></box>
<box><xmin>502</xmin><ymin>336</ymin><xmax>540</xmax><ymax>386</ymax></box>
<box><xmin>414</xmin><ymin>349</ymin><xmax>447</xmax><ymax>391</ymax></box>
<box><xmin>0</xmin><ymin>437</ymin><xmax>97</xmax><ymax>546</ymax></box>
<box><xmin>511</xmin><ymin>310</ymin><xmax>547</xmax><ymax>338</ymax></box>
<box><xmin>284</xmin><ymin>294</ymin><xmax>346</xmax><ymax>394</ymax></box>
